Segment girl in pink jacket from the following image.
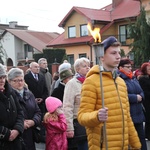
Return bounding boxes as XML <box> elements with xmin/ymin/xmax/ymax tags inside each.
<box><xmin>43</xmin><ymin>96</ymin><xmax>67</xmax><ymax>150</ymax></box>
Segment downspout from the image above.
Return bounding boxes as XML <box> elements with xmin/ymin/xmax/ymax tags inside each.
<box><xmin>86</xmin><ymin>42</ymin><xmax>93</xmax><ymax>67</ymax></box>
<box><xmin>86</xmin><ymin>42</ymin><xmax>93</xmax><ymax>62</ymax></box>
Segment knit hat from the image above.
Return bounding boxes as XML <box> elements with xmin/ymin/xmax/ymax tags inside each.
<box><xmin>0</xmin><ymin>64</ymin><xmax>7</xmax><ymax>77</ymax></box>
<box><xmin>102</xmin><ymin>36</ymin><xmax>118</xmax><ymax>51</ymax></box>
<box><xmin>59</xmin><ymin>69</ymin><xmax>73</xmax><ymax>81</ymax></box>
<box><xmin>45</xmin><ymin>96</ymin><xmax>62</xmax><ymax>113</ymax></box>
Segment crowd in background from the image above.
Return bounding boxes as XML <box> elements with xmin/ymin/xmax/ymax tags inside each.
<box><xmin>0</xmin><ymin>37</ymin><xmax>150</xmax><ymax>150</ymax></box>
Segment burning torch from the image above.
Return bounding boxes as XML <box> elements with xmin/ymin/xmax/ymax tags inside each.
<box><xmin>87</xmin><ymin>23</ymin><xmax>108</xmax><ymax>150</ymax></box>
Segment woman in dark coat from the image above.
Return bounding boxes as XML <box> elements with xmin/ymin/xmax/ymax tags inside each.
<box><xmin>8</xmin><ymin>67</ymin><xmax>42</xmax><ymax>150</ymax></box>
<box><xmin>139</xmin><ymin>62</ymin><xmax>150</xmax><ymax>140</ymax></box>
<box><xmin>118</xmin><ymin>58</ymin><xmax>147</xmax><ymax>150</ymax></box>
<box><xmin>0</xmin><ymin>64</ymin><xmax>24</xmax><ymax>150</ymax></box>
<box><xmin>51</xmin><ymin>69</ymin><xmax>73</xmax><ymax>102</ymax></box>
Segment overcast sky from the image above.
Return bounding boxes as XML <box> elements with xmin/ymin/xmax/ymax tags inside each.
<box><xmin>0</xmin><ymin>0</ymin><xmax>111</xmax><ymax>33</ymax></box>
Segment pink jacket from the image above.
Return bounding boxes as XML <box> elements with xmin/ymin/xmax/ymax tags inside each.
<box><xmin>43</xmin><ymin>114</ymin><xmax>68</xmax><ymax>150</ymax></box>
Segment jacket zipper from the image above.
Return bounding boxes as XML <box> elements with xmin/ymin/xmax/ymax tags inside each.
<box><xmin>114</xmin><ymin>79</ymin><xmax>125</xmax><ymax>150</ymax></box>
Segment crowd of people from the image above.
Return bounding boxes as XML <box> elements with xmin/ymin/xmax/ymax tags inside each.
<box><xmin>0</xmin><ymin>36</ymin><xmax>149</xmax><ymax>150</ymax></box>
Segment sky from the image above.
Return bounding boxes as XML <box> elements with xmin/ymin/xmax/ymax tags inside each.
<box><xmin>0</xmin><ymin>0</ymin><xmax>112</xmax><ymax>33</ymax></box>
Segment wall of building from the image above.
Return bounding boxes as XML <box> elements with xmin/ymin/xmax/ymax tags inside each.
<box><xmin>64</xmin><ymin>12</ymin><xmax>89</xmax><ymax>39</ymax></box>
<box><xmin>1</xmin><ymin>32</ymin><xmax>16</xmax><ymax>66</ymax></box>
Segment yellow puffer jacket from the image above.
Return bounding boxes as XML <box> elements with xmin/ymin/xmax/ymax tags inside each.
<box><xmin>78</xmin><ymin>65</ymin><xmax>141</xmax><ymax>150</ymax></box>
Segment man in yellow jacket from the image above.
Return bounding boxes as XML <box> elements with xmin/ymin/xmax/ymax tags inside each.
<box><xmin>78</xmin><ymin>36</ymin><xmax>141</xmax><ymax>150</ymax></box>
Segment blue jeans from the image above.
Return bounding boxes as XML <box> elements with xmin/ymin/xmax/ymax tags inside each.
<box><xmin>77</xmin><ymin>140</ymin><xmax>88</xmax><ymax>150</ymax></box>
<box><xmin>134</xmin><ymin>123</ymin><xmax>147</xmax><ymax>150</ymax></box>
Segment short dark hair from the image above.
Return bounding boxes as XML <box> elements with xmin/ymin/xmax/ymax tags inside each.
<box><xmin>118</xmin><ymin>58</ymin><xmax>132</xmax><ymax>68</ymax></box>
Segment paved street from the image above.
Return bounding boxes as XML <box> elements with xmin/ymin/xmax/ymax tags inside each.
<box><xmin>36</xmin><ymin>143</ymin><xmax>45</xmax><ymax>150</ymax></box>
<box><xmin>36</xmin><ymin>141</ymin><xmax>150</xmax><ymax>150</ymax></box>
<box><xmin>147</xmin><ymin>140</ymin><xmax>150</xmax><ymax>149</ymax></box>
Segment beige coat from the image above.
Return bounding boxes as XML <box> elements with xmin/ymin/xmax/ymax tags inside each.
<box><xmin>63</xmin><ymin>77</ymin><xmax>82</xmax><ymax>131</ymax></box>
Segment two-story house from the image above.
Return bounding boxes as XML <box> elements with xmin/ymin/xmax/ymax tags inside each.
<box><xmin>0</xmin><ymin>23</ymin><xmax>59</xmax><ymax>66</ymax></box>
<box><xmin>47</xmin><ymin>0</ymin><xmax>141</xmax><ymax>65</ymax></box>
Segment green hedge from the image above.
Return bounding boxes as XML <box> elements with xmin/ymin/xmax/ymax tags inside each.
<box><xmin>33</xmin><ymin>48</ymin><xmax>66</xmax><ymax>73</ymax></box>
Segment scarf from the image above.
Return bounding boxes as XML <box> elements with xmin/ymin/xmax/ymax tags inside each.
<box><xmin>13</xmin><ymin>88</ymin><xmax>24</xmax><ymax>97</ymax></box>
<box><xmin>75</xmin><ymin>73</ymin><xmax>85</xmax><ymax>83</ymax></box>
<box><xmin>119</xmin><ymin>69</ymin><xmax>133</xmax><ymax>79</ymax></box>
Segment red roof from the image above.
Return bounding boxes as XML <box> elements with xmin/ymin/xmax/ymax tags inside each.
<box><xmin>48</xmin><ymin>32</ymin><xmax>93</xmax><ymax>47</ymax></box>
<box><xmin>47</xmin><ymin>0</ymin><xmax>140</xmax><ymax>47</ymax></box>
<box><xmin>2</xmin><ymin>29</ymin><xmax>59</xmax><ymax>52</ymax></box>
<box><xmin>110</xmin><ymin>0</ymin><xmax>140</xmax><ymax>20</ymax></box>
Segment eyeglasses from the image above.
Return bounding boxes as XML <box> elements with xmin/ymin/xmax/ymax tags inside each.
<box><xmin>12</xmin><ymin>79</ymin><xmax>24</xmax><ymax>83</ymax></box>
<box><xmin>123</xmin><ymin>66</ymin><xmax>132</xmax><ymax>69</ymax></box>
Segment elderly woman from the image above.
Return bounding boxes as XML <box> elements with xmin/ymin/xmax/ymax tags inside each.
<box><xmin>7</xmin><ymin>67</ymin><xmax>41</xmax><ymax>150</ymax></box>
<box><xmin>118</xmin><ymin>58</ymin><xmax>147</xmax><ymax>150</ymax></box>
<box><xmin>63</xmin><ymin>57</ymin><xmax>90</xmax><ymax>150</ymax></box>
<box><xmin>0</xmin><ymin>64</ymin><xmax>24</xmax><ymax>150</ymax></box>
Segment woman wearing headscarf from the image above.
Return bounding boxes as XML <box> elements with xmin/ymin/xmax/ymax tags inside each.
<box><xmin>7</xmin><ymin>67</ymin><xmax>41</xmax><ymax>150</ymax></box>
<box><xmin>0</xmin><ymin>64</ymin><xmax>24</xmax><ymax>150</ymax></box>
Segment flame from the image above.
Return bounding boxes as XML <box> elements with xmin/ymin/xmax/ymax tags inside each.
<box><xmin>87</xmin><ymin>23</ymin><xmax>101</xmax><ymax>43</ymax></box>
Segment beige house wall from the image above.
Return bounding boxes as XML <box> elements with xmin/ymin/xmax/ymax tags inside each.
<box><xmin>64</xmin><ymin>12</ymin><xmax>90</xmax><ymax>39</ymax></box>
<box><xmin>65</xmin><ymin>44</ymin><xmax>95</xmax><ymax>61</ymax></box>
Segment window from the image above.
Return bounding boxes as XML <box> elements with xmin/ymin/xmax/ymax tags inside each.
<box><xmin>68</xmin><ymin>26</ymin><xmax>76</xmax><ymax>38</ymax></box>
<box><xmin>80</xmin><ymin>24</ymin><xmax>88</xmax><ymax>36</ymax></box>
<box><xmin>24</xmin><ymin>44</ymin><xmax>33</xmax><ymax>58</ymax></box>
<box><xmin>24</xmin><ymin>44</ymin><xmax>33</xmax><ymax>52</ymax></box>
<box><xmin>67</xmin><ymin>54</ymin><xmax>74</xmax><ymax>65</ymax></box>
<box><xmin>79</xmin><ymin>53</ymin><xmax>87</xmax><ymax>58</ymax></box>
<box><xmin>119</xmin><ymin>25</ymin><xmax>130</xmax><ymax>45</ymax></box>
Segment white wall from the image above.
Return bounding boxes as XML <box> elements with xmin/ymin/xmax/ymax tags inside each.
<box><xmin>1</xmin><ymin>32</ymin><xmax>15</xmax><ymax>65</ymax></box>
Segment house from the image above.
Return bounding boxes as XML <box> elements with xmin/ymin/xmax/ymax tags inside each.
<box><xmin>47</xmin><ymin>0</ymin><xmax>141</xmax><ymax>65</ymax></box>
<box><xmin>0</xmin><ymin>21</ymin><xmax>28</xmax><ymax>36</ymax></box>
<box><xmin>0</xmin><ymin>27</ymin><xmax>59</xmax><ymax>66</ymax></box>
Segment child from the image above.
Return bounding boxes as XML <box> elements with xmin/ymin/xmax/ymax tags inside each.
<box><xmin>43</xmin><ymin>96</ymin><xmax>68</xmax><ymax>150</ymax></box>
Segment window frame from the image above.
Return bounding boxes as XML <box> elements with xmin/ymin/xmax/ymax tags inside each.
<box><xmin>79</xmin><ymin>53</ymin><xmax>87</xmax><ymax>58</ymax></box>
<box><xmin>68</xmin><ymin>26</ymin><xmax>76</xmax><ymax>38</ymax></box>
<box><xmin>67</xmin><ymin>54</ymin><xmax>74</xmax><ymax>65</ymax></box>
<box><xmin>80</xmin><ymin>24</ymin><xmax>88</xmax><ymax>37</ymax></box>
<box><xmin>119</xmin><ymin>25</ymin><xmax>130</xmax><ymax>45</ymax></box>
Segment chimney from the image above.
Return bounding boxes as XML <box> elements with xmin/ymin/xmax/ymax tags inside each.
<box><xmin>9</xmin><ymin>21</ymin><xmax>18</xmax><ymax>28</ymax></box>
<box><xmin>112</xmin><ymin>0</ymin><xmax>123</xmax><ymax>8</ymax></box>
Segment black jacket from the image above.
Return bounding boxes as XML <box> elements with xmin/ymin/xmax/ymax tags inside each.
<box><xmin>0</xmin><ymin>81</ymin><xmax>24</xmax><ymax>150</ymax></box>
<box><xmin>51</xmin><ymin>82</ymin><xmax>65</xmax><ymax>102</ymax></box>
<box><xmin>24</xmin><ymin>71</ymin><xmax>48</xmax><ymax>103</ymax></box>
<box><xmin>15</xmin><ymin>87</ymin><xmax>41</xmax><ymax>150</ymax></box>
